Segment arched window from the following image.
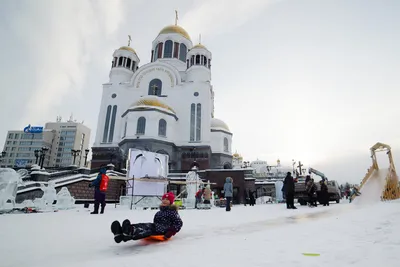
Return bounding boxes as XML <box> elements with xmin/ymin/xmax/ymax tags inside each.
<box><xmin>157</xmin><ymin>42</ymin><xmax>163</xmax><ymax>59</ymax></box>
<box><xmin>196</xmin><ymin>103</ymin><xmax>201</xmax><ymax>141</ymax></box>
<box><xmin>195</xmin><ymin>55</ymin><xmax>200</xmax><ymax>65</ymax></box>
<box><xmin>203</xmin><ymin>56</ymin><xmax>207</xmax><ymax>66</ymax></box>
<box><xmin>108</xmin><ymin>105</ymin><xmax>117</xmax><ymax>142</ymax></box>
<box><xmin>148</xmin><ymin>79</ymin><xmax>162</xmax><ymax>96</ymax></box>
<box><xmin>179</xmin><ymin>43</ymin><xmax>187</xmax><ymax>62</ymax></box>
<box><xmin>118</xmin><ymin>57</ymin><xmax>123</xmax><ymax>66</ymax></box>
<box><xmin>190</xmin><ymin>55</ymin><xmax>194</xmax><ymax>66</ymax></box>
<box><xmin>173</xmin><ymin>42</ymin><xmax>179</xmax><ymax>58</ymax></box>
<box><xmin>190</xmin><ymin>103</ymin><xmax>195</xmax><ymax>141</ymax></box>
<box><xmin>136</xmin><ymin>117</ymin><xmax>146</xmax><ymax>135</ymax></box>
<box><xmin>224</xmin><ymin>137</ymin><xmax>229</xmax><ymax>152</ymax></box>
<box><xmin>164</xmin><ymin>40</ymin><xmax>173</xmax><ymax>58</ymax></box>
<box><xmin>102</xmin><ymin>105</ymin><xmax>112</xmax><ymax>143</ymax></box>
<box><xmin>158</xmin><ymin>119</ymin><xmax>167</xmax><ymax>136</ymax></box>
<box><xmin>126</xmin><ymin>58</ymin><xmax>131</xmax><ymax>69</ymax></box>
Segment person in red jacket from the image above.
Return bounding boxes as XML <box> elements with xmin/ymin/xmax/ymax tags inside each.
<box><xmin>89</xmin><ymin>167</ymin><xmax>109</xmax><ymax>214</ymax></box>
<box><xmin>111</xmin><ymin>192</ymin><xmax>183</xmax><ymax>243</ymax></box>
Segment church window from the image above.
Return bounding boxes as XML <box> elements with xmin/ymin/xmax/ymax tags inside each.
<box><xmin>186</xmin><ymin>59</ymin><xmax>189</xmax><ymax>69</ymax></box>
<box><xmin>203</xmin><ymin>56</ymin><xmax>207</xmax><ymax>66</ymax></box>
<box><xmin>194</xmin><ymin>92</ymin><xmax>199</xmax><ymax>97</ymax></box>
<box><xmin>195</xmin><ymin>55</ymin><xmax>200</xmax><ymax>65</ymax></box>
<box><xmin>190</xmin><ymin>104</ymin><xmax>195</xmax><ymax>141</ymax></box>
<box><xmin>108</xmin><ymin>105</ymin><xmax>117</xmax><ymax>143</ymax></box>
<box><xmin>113</xmin><ymin>57</ymin><xmax>117</xmax><ymax>67</ymax></box>
<box><xmin>102</xmin><ymin>105</ymin><xmax>112</xmax><ymax>143</ymax></box>
<box><xmin>164</xmin><ymin>40</ymin><xmax>173</xmax><ymax>58</ymax></box>
<box><xmin>126</xmin><ymin>58</ymin><xmax>131</xmax><ymax>69</ymax></box>
<box><xmin>179</xmin><ymin>43</ymin><xmax>187</xmax><ymax>62</ymax></box>
<box><xmin>224</xmin><ymin>137</ymin><xmax>229</xmax><ymax>152</ymax></box>
<box><xmin>123</xmin><ymin>121</ymin><xmax>127</xmax><ymax>138</ymax></box>
<box><xmin>158</xmin><ymin>119</ymin><xmax>167</xmax><ymax>137</ymax></box>
<box><xmin>118</xmin><ymin>57</ymin><xmax>123</xmax><ymax>66</ymax></box>
<box><xmin>136</xmin><ymin>117</ymin><xmax>146</xmax><ymax>135</ymax></box>
<box><xmin>131</xmin><ymin>61</ymin><xmax>135</xmax><ymax>71</ymax></box>
<box><xmin>111</xmin><ymin>93</ymin><xmax>116</xmax><ymax>98</ymax></box>
<box><xmin>208</xmin><ymin>59</ymin><xmax>211</xmax><ymax>69</ymax></box>
<box><xmin>196</xmin><ymin>104</ymin><xmax>201</xmax><ymax>141</ymax></box>
<box><xmin>173</xmin><ymin>42</ymin><xmax>179</xmax><ymax>58</ymax></box>
<box><xmin>157</xmin><ymin>42</ymin><xmax>164</xmax><ymax>59</ymax></box>
<box><xmin>190</xmin><ymin>56</ymin><xmax>194</xmax><ymax>66</ymax></box>
<box><xmin>148</xmin><ymin>79</ymin><xmax>162</xmax><ymax>96</ymax></box>
<box><xmin>151</xmin><ymin>50</ymin><xmax>154</xmax><ymax>62</ymax></box>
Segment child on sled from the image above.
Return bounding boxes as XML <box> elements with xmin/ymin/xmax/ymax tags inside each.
<box><xmin>111</xmin><ymin>192</ymin><xmax>183</xmax><ymax>243</ymax></box>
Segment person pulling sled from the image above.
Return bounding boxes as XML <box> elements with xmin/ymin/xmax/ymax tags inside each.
<box><xmin>111</xmin><ymin>192</ymin><xmax>183</xmax><ymax>243</ymax></box>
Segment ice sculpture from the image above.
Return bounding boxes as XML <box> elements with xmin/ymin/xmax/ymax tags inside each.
<box><xmin>0</xmin><ymin>168</ymin><xmax>25</xmax><ymax>210</ymax></box>
<box><xmin>211</xmin><ymin>191</ymin><xmax>215</xmax><ymax>207</ymax></box>
<box><xmin>56</xmin><ymin>187</ymin><xmax>75</xmax><ymax>209</ymax></box>
<box><xmin>36</xmin><ymin>181</ymin><xmax>57</xmax><ymax>210</ymax></box>
<box><xmin>183</xmin><ymin>166</ymin><xmax>202</xmax><ymax>209</ymax></box>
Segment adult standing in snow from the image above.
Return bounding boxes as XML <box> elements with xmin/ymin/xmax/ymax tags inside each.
<box><xmin>283</xmin><ymin>172</ymin><xmax>296</xmax><ymax>209</ymax></box>
<box><xmin>89</xmin><ymin>167</ymin><xmax>109</xmax><ymax>214</ymax></box>
<box><xmin>223</xmin><ymin>177</ymin><xmax>233</xmax><ymax>211</ymax></box>
<box><xmin>319</xmin><ymin>179</ymin><xmax>329</xmax><ymax>206</ymax></box>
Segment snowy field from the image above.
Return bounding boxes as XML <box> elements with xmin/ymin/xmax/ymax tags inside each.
<box><xmin>1</xmin><ymin>200</ymin><xmax>400</xmax><ymax>267</ymax></box>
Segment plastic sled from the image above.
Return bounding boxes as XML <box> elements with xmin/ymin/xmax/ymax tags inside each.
<box><xmin>143</xmin><ymin>235</ymin><xmax>171</xmax><ymax>242</ymax></box>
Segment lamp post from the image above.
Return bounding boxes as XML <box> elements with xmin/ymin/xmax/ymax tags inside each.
<box><xmin>84</xmin><ymin>149</ymin><xmax>90</xmax><ymax>167</ymax></box>
<box><xmin>34</xmin><ymin>150</ymin><xmax>40</xmax><ymax>164</ymax></box>
<box><xmin>71</xmin><ymin>149</ymin><xmax>81</xmax><ymax>166</ymax></box>
<box><xmin>40</xmin><ymin>147</ymin><xmax>49</xmax><ymax>169</ymax></box>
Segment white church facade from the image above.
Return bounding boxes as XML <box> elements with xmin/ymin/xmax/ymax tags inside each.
<box><xmin>91</xmin><ymin>22</ymin><xmax>233</xmax><ymax>171</ymax></box>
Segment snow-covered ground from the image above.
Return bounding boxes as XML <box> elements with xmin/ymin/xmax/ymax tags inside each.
<box><xmin>1</xmin><ymin>199</ymin><xmax>400</xmax><ymax>267</ymax></box>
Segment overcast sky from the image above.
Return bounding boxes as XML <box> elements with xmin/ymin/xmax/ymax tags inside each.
<box><xmin>1</xmin><ymin>0</ymin><xmax>399</xmax><ymax>183</ymax></box>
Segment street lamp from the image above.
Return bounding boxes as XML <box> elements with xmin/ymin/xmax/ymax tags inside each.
<box><xmin>40</xmin><ymin>147</ymin><xmax>49</xmax><ymax>169</ymax></box>
<box><xmin>34</xmin><ymin>150</ymin><xmax>40</xmax><ymax>164</ymax></box>
<box><xmin>84</xmin><ymin>149</ymin><xmax>90</xmax><ymax>167</ymax></box>
<box><xmin>71</xmin><ymin>149</ymin><xmax>81</xmax><ymax>165</ymax></box>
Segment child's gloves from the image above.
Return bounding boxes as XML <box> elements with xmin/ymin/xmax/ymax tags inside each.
<box><xmin>164</xmin><ymin>229</ymin><xmax>176</xmax><ymax>239</ymax></box>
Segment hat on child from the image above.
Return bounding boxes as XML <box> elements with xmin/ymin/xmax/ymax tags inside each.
<box><xmin>162</xmin><ymin>192</ymin><xmax>175</xmax><ymax>204</ymax></box>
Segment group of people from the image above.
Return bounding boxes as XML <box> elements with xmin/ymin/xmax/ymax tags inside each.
<box><xmin>195</xmin><ymin>185</ymin><xmax>213</xmax><ymax>207</ymax></box>
<box><xmin>282</xmin><ymin>172</ymin><xmax>331</xmax><ymax>209</ymax></box>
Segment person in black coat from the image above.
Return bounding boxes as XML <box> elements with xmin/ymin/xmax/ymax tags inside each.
<box><xmin>283</xmin><ymin>172</ymin><xmax>297</xmax><ymax>209</ymax></box>
<box><xmin>319</xmin><ymin>180</ymin><xmax>329</xmax><ymax>206</ymax></box>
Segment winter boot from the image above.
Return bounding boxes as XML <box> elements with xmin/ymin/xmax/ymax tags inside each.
<box><xmin>91</xmin><ymin>203</ymin><xmax>99</xmax><ymax>214</ymax></box>
<box><xmin>122</xmin><ymin>219</ymin><xmax>133</xmax><ymax>242</ymax></box>
<box><xmin>111</xmin><ymin>221</ymin><xmax>123</xmax><ymax>243</ymax></box>
<box><xmin>100</xmin><ymin>205</ymin><xmax>105</xmax><ymax>214</ymax></box>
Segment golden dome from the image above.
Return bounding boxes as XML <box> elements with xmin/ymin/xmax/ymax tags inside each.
<box><xmin>158</xmin><ymin>25</ymin><xmax>191</xmax><ymax>41</ymax></box>
<box><xmin>211</xmin><ymin>118</ymin><xmax>230</xmax><ymax>132</ymax></box>
<box><xmin>118</xmin><ymin>46</ymin><xmax>137</xmax><ymax>54</ymax></box>
<box><xmin>233</xmin><ymin>152</ymin><xmax>240</xmax><ymax>157</ymax></box>
<box><xmin>192</xmin><ymin>43</ymin><xmax>206</xmax><ymax>49</ymax></box>
<box><xmin>131</xmin><ymin>98</ymin><xmax>175</xmax><ymax>114</ymax></box>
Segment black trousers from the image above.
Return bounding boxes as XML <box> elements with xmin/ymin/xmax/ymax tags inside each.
<box><xmin>130</xmin><ymin>223</ymin><xmax>157</xmax><ymax>240</ymax></box>
<box><xmin>286</xmin><ymin>192</ymin><xmax>294</xmax><ymax>208</ymax></box>
<box><xmin>226</xmin><ymin>197</ymin><xmax>232</xmax><ymax>211</ymax></box>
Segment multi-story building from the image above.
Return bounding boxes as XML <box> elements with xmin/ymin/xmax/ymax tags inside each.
<box><xmin>1</xmin><ymin>119</ymin><xmax>91</xmax><ymax>168</ymax></box>
<box><xmin>45</xmin><ymin>120</ymin><xmax>91</xmax><ymax>167</ymax></box>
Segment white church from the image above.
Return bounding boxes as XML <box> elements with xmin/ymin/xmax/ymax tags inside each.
<box><xmin>91</xmin><ymin>20</ymin><xmax>233</xmax><ymax>171</ymax></box>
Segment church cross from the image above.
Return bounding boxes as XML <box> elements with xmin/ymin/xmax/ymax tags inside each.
<box><xmin>297</xmin><ymin>161</ymin><xmax>304</xmax><ymax>175</ymax></box>
<box><xmin>128</xmin><ymin>35</ymin><xmax>132</xmax><ymax>46</ymax></box>
<box><xmin>175</xmin><ymin>10</ymin><xmax>179</xmax><ymax>25</ymax></box>
<box><xmin>151</xmin><ymin>84</ymin><xmax>158</xmax><ymax>95</ymax></box>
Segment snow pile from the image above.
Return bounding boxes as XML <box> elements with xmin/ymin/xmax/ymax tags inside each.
<box><xmin>0</xmin><ymin>201</ymin><xmax>399</xmax><ymax>267</ymax></box>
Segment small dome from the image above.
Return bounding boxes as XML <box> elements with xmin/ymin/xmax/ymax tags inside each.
<box><xmin>131</xmin><ymin>97</ymin><xmax>175</xmax><ymax>114</ymax></box>
<box><xmin>211</xmin><ymin>118</ymin><xmax>230</xmax><ymax>132</ymax></box>
<box><xmin>158</xmin><ymin>25</ymin><xmax>191</xmax><ymax>41</ymax></box>
<box><xmin>118</xmin><ymin>46</ymin><xmax>137</xmax><ymax>54</ymax></box>
<box><xmin>192</xmin><ymin>43</ymin><xmax>207</xmax><ymax>50</ymax></box>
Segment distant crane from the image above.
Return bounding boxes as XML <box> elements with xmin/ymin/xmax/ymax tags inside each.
<box><xmin>308</xmin><ymin>167</ymin><xmax>328</xmax><ymax>181</ymax></box>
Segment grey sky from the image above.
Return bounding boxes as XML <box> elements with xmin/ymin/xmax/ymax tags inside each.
<box><xmin>1</xmin><ymin>0</ymin><xmax>399</xmax><ymax>183</ymax></box>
